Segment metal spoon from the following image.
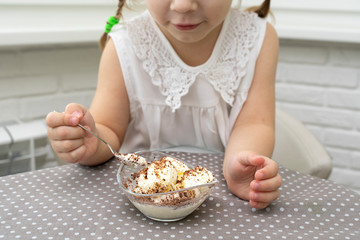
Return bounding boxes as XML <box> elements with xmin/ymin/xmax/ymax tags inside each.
<box><xmin>77</xmin><ymin>123</ymin><xmax>147</xmax><ymax>166</ymax></box>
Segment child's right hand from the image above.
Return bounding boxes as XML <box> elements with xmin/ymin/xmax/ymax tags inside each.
<box><xmin>46</xmin><ymin>103</ymin><xmax>98</xmax><ymax>164</ymax></box>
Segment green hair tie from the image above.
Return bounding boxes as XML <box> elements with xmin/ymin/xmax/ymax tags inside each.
<box><xmin>105</xmin><ymin>16</ymin><xmax>119</xmax><ymax>33</ymax></box>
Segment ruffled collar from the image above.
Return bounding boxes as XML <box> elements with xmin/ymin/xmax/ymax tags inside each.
<box><xmin>127</xmin><ymin>9</ymin><xmax>262</xmax><ymax>111</ymax></box>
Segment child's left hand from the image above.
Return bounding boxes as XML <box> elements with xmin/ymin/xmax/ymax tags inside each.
<box><xmin>224</xmin><ymin>151</ymin><xmax>282</xmax><ymax>209</ymax></box>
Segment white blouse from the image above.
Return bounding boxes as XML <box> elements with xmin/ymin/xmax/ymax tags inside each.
<box><xmin>109</xmin><ymin>9</ymin><xmax>267</xmax><ymax>153</ymax></box>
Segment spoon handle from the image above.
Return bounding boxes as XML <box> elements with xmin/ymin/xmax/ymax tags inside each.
<box><xmin>77</xmin><ymin>123</ymin><xmax>117</xmax><ymax>156</ymax></box>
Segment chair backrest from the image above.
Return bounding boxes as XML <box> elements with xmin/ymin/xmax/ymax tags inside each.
<box><xmin>272</xmin><ymin>108</ymin><xmax>332</xmax><ymax>179</ymax></box>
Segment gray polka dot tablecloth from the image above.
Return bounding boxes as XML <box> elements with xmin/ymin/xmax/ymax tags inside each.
<box><xmin>1</xmin><ymin>152</ymin><xmax>360</xmax><ymax>240</ymax></box>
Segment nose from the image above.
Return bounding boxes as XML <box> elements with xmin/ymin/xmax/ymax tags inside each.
<box><xmin>170</xmin><ymin>0</ymin><xmax>197</xmax><ymax>13</ymax></box>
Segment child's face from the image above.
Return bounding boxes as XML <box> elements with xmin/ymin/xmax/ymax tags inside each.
<box><xmin>145</xmin><ymin>0</ymin><xmax>232</xmax><ymax>45</ymax></box>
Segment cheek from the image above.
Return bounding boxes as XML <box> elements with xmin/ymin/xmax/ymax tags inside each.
<box><xmin>204</xmin><ymin>2</ymin><xmax>232</xmax><ymax>22</ymax></box>
<box><xmin>146</xmin><ymin>2</ymin><xmax>169</xmax><ymax>25</ymax></box>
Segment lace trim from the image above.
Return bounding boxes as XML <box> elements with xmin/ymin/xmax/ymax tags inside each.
<box><xmin>127</xmin><ymin>10</ymin><xmax>262</xmax><ymax>111</ymax></box>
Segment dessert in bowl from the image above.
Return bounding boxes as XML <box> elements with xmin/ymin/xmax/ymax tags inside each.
<box><xmin>117</xmin><ymin>151</ymin><xmax>217</xmax><ymax>222</ymax></box>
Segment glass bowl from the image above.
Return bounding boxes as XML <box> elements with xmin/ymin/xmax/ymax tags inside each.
<box><xmin>116</xmin><ymin>151</ymin><xmax>217</xmax><ymax>222</ymax></box>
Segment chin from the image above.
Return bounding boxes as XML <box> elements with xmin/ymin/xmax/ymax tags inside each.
<box><xmin>171</xmin><ymin>31</ymin><xmax>210</xmax><ymax>44</ymax></box>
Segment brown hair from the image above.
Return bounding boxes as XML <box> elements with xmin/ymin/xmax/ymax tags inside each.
<box><xmin>246</xmin><ymin>0</ymin><xmax>271</xmax><ymax>18</ymax></box>
<box><xmin>99</xmin><ymin>0</ymin><xmax>127</xmax><ymax>50</ymax></box>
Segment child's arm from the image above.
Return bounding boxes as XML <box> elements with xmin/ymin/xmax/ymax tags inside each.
<box><xmin>46</xmin><ymin>38</ymin><xmax>130</xmax><ymax>166</ymax></box>
<box><xmin>223</xmin><ymin>23</ymin><xmax>282</xmax><ymax>209</ymax></box>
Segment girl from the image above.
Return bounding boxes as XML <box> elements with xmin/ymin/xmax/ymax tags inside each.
<box><xmin>46</xmin><ymin>0</ymin><xmax>281</xmax><ymax>209</ymax></box>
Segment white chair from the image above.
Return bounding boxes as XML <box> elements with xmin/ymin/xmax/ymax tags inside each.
<box><xmin>273</xmin><ymin>108</ymin><xmax>332</xmax><ymax>179</ymax></box>
<box><xmin>0</xmin><ymin>120</ymin><xmax>49</xmax><ymax>176</ymax></box>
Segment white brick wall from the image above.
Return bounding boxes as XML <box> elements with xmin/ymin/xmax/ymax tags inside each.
<box><xmin>0</xmin><ymin>39</ymin><xmax>359</xmax><ymax>194</ymax></box>
<box><xmin>0</xmin><ymin>44</ymin><xmax>100</xmax><ymax>173</ymax></box>
<box><xmin>276</xmin><ymin>40</ymin><xmax>360</xmax><ymax>194</ymax></box>
<box><xmin>0</xmin><ymin>44</ymin><xmax>100</xmax><ymax>122</ymax></box>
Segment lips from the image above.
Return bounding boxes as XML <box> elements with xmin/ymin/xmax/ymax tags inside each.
<box><xmin>173</xmin><ymin>23</ymin><xmax>201</xmax><ymax>31</ymax></box>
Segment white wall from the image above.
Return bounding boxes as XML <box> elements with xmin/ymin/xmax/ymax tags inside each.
<box><xmin>0</xmin><ymin>1</ymin><xmax>360</xmax><ymax>193</ymax></box>
<box><xmin>0</xmin><ymin>44</ymin><xmax>100</xmax><ymax>122</ymax></box>
<box><xmin>276</xmin><ymin>40</ymin><xmax>360</xmax><ymax>193</ymax></box>
<box><xmin>0</xmin><ymin>0</ymin><xmax>144</xmax><ymax>46</ymax></box>
<box><xmin>243</xmin><ymin>0</ymin><xmax>360</xmax><ymax>43</ymax></box>
<box><xmin>1</xmin><ymin>0</ymin><xmax>359</xmax><ymax>46</ymax></box>
<box><xmin>0</xmin><ymin>44</ymin><xmax>101</xmax><ymax>174</ymax></box>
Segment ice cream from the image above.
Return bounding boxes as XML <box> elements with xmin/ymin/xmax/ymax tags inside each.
<box><xmin>117</xmin><ymin>153</ymin><xmax>147</xmax><ymax>166</ymax></box>
<box><xmin>119</xmin><ymin>153</ymin><xmax>217</xmax><ymax>221</ymax></box>
<box><xmin>133</xmin><ymin>157</ymin><xmax>178</xmax><ymax>194</ymax></box>
<box><xmin>162</xmin><ymin>156</ymin><xmax>190</xmax><ymax>181</ymax></box>
<box><xmin>181</xmin><ymin>166</ymin><xmax>214</xmax><ymax>189</ymax></box>
<box><xmin>129</xmin><ymin>156</ymin><xmax>214</xmax><ymax>195</ymax></box>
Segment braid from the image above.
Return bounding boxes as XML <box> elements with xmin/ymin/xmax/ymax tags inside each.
<box><xmin>99</xmin><ymin>0</ymin><xmax>127</xmax><ymax>50</ymax></box>
<box><xmin>255</xmin><ymin>0</ymin><xmax>270</xmax><ymax>18</ymax></box>
<box><xmin>246</xmin><ymin>0</ymin><xmax>271</xmax><ymax>18</ymax></box>
<box><xmin>115</xmin><ymin>0</ymin><xmax>126</xmax><ymax>19</ymax></box>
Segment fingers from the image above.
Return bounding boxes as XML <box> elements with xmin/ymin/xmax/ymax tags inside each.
<box><xmin>65</xmin><ymin>103</ymin><xmax>88</xmax><ymax>124</ymax></box>
<box><xmin>250</xmin><ymin>201</ymin><xmax>268</xmax><ymax>209</ymax></box>
<box><xmin>249</xmin><ymin>199</ymin><xmax>276</xmax><ymax>209</ymax></box>
<box><xmin>46</xmin><ymin>103</ymin><xmax>92</xmax><ymax>164</ymax></box>
<box><xmin>244</xmin><ymin>155</ymin><xmax>281</xmax><ymax>209</ymax></box>
<box><xmin>46</xmin><ymin>103</ymin><xmax>87</xmax><ymax>128</ymax></box>
<box><xmin>249</xmin><ymin>189</ymin><xmax>280</xmax><ymax>208</ymax></box>
<box><xmin>240</xmin><ymin>154</ymin><xmax>278</xmax><ymax>181</ymax></box>
<box><xmin>46</xmin><ymin>111</ymin><xmax>66</xmax><ymax>128</ymax></box>
<box><xmin>47</xmin><ymin>125</ymin><xmax>85</xmax><ymax>141</ymax></box>
<box><xmin>48</xmin><ymin>127</ymin><xmax>89</xmax><ymax>164</ymax></box>
<box><xmin>236</xmin><ymin>151</ymin><xmax>264</xmax><ymax>167</ymax></box>
<box><xmin>251</xmin><ymin>173</ymin><xmax>282</xmax><ymax>192</ymax></box>
<box><xmin>56</xmin><ymin>145</ymin><xmax>87</xmax><ymax>164</ymax></box>
<box><xmin>249</xmin><ymin>172</ymin><xmax>282</xmax><ymax>209</ymax></box>
<box><xmin>47</xmin><ymin>126</ymin><xmax>87</xmax><ymax>163</ymax></box>
<box><xmin>51</xmin><ymin>138</ymin><xmax>84</xmax><ymax>153</ymax></box>
<box><xmin>226</xmin><ymin>152</ymin><xmax>282</xmax><ymax>209</ymax></box>
<box><xmin>64</xmin><ymin>103</ymin><xmax>87</xmax><ymax>116</ymax></box>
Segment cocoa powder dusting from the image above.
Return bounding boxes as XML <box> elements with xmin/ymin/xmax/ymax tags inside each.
<box><xmin>125</xmin><ymin>157</ymin><xmax>213</xmax><ymax>206</ymax></box>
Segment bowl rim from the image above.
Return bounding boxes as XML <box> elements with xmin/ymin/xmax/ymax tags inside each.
<box><xmin>116</xmin><ymin>151</ymin><xmax>218</xmax><ymax>197</ymax></box>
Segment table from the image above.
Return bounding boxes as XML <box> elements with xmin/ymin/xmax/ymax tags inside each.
<box><xmin>1</xmin><ymin>152</ymin><xmax>359</xmax><ymax>239</ymax></box>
